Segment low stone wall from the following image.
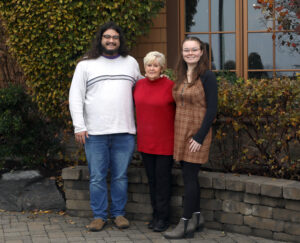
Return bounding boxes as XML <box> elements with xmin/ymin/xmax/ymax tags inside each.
<box><xmin>62</xmin><ymin>166</ymin><xmax>300</xmax><ymax>242</ymax></box>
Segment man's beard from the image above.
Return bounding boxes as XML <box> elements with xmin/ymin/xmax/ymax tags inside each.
<box><xmin>102</xmin><ymin>44</ymin><xmax>119</xmax><ymax>55</ymax></box>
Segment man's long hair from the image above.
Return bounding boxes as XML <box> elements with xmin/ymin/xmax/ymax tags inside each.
<box><xmin>174</xmin><ymin>36</ymin><xmax>209</xmax><ymax>90</ymax></box>
<box><xmin>82</xmin><ymin>21</ymin><xmax>129</xmax><ymax>60</ymax></box>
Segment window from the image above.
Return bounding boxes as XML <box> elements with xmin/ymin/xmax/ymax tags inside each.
<box><xmin>180</xmin><ymin>0</ymin><xmax>300</xmax><ymax>79</ymax></box>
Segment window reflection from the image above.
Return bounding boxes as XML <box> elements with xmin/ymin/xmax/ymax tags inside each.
<box><xmin>211</xmin><ymin>0</ymin><xmax>235</xmax><ymax>31</ymax></box>
<box><xmin>248</xmin><ymin>0</ymin><xmax>271</xmax><ymax>31</ymax></box>
<box><xmin>248</xmin><ymin>33</ymin><xmax>273</xmax><ymax>70</ymax></box>
<box><xmin>276</xmin><ymin>71</ymin><xmax>299</xmax><ymax>78</ymax></box>
<box><xmin>186</xmin><ymin>0</ymin><xmax>208</xmax><ymax>32</ymax></box>
<box><xmin>248</xmin><ymin>52</ymin><xmax>268</xmax><ymax>78</ymax></box>
<box><xmin>275</xmin><ymin>40</ymin><xmax>300</xmax><ymax>69</ymax></box>
<box><xmin>212</xmin><ymin>34</ymin><xmax>235</xmax><ymax>70</ymax></box>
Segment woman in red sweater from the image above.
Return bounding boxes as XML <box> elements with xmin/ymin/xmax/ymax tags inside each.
<box><xmin>133</xmin><ymin>51</ymin><xmax>175</xmax><ymax>232</ymax></box>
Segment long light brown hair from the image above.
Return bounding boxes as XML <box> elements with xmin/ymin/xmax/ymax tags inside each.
<box><xmin>174</xmin><ymin>36</ymin><xmax>209</xmax><ymax>90</ymax></box>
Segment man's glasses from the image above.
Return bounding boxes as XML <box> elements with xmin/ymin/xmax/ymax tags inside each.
<box><xmin>102</xmin><ymin>34</ymin><xmax>120</xmax><ymax>40</ymax></box>
<box><xmin>183</xmin><ymin>48</ymin><xmax>200</xmax><ymax>53</ymax></box>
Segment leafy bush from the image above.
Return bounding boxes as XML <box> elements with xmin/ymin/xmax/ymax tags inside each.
<box><xmin>216</xmin><ymin>76</ymin><xmax>300</xmax><ymax>179</ymax></box>
<box><xmin>0</xmin><ymin>85</ymin><xmax>62</xmax><ymax>170</ymax></box>
<box><xmin>0</xmin><ymin>0</ymin><xmax>165</xmax><ymax>127</ymax></box>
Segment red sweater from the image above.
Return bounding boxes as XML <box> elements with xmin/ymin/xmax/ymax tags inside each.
<box><xmin>133</xmin><ymin>77</ymin><xmax>175</xmax><ymax>155</ymax></box>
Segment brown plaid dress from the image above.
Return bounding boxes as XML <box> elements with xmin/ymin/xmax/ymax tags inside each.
<box><xmin>173</xmin><ymin>79</ymin><xmax>212</xmax><ymax>164</ymax></box>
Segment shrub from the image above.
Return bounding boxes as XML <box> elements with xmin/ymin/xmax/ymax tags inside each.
<box><xmin>0</xmin><ymin>0</ymin><xmax>165</xmax><ymax>127</ymax></box>
<box><xmin>0</xmin><ymin>85</ymin><xmax>62</xmax><ymax>170</ymax></box>
<box><xmin>216</xmin><ymin>76</ymin><xmax>300</xmax><ymax>179</ymax></box>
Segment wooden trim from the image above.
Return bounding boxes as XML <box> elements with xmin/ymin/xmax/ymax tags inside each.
<box><xmin>243</xmin><ymin>0</ymin><xmax>248</xmax><ymax>79</ymax></box>
<box><xmin>179</xmin><ymin>0</ymin><xmax>185</xmax><ymax>43</ymax></box>
<box><xmin>272</xmin><ymin>5</ymin><xmax>276</xmax><ymax>77</ymax></box>
<box><xmin>166</xmin><ymin>0</ymin><xmax>180</xmax><ymax>69</ymax></box>
<box><xmin>236</xmin><ymin>0</ymin><xmax>242</xmax><ymax>77</ymax></box>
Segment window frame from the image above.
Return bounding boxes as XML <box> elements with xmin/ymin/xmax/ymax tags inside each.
<box><xmin>178</xmin><ymin>0</ymin><xmax>300</xmax><ymax>79</ymax></box>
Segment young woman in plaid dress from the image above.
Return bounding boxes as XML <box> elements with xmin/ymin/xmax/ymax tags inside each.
<box><xmin>164</xmin><ymin>37</ymin><xmax>218</xmax><ymax>239</ymax></box>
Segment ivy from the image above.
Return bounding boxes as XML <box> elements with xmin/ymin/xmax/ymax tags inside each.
<box><xmin>0</xmin><ymin>0</ymin><xmax>165</xmax><ymax>127</ymax></box>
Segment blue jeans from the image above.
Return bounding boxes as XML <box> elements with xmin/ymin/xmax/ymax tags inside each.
<box><xmin>85</xmin><ymin>133</ymin><xmax>135</xmax><ymax>220</ymax></box>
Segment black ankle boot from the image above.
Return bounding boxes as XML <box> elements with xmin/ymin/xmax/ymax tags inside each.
<box><xmin>188</xmin><ymin>212</ymin><xmax>204</xmax><ymax>232</ymax></box>
<box><xmin>163</xmin><ymin>218</ymin><xmax>194</xmax><ymax>239</ymax></box>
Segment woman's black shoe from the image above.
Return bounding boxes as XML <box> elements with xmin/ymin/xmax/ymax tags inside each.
<box><xmin>153</xmin><ymin>219</ymin><xmax>169</xmax><ymax>232</ymax></box>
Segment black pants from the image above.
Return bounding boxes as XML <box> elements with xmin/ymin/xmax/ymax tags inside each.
<box><xmin>181</xmin><ymin>161</ymin><xmax>202</xmax><ymax>219</ymax></box>
<box><xmin>141</xmin><ymin>153</ymin><xmax>173</xmax><ymax>221</ymax></box>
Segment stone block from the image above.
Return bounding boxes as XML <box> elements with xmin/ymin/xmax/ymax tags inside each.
<box><xmin>200</xmin><ymin>188</ymin><xmax>214</xmax><ymax>199</ymax></box>
<box><xmin>66</xmin><ymin>200</ymin><xmax>90</xmax><ymax>211</ymax></box>
<box><xmin>200</xmin><ymin>198</ymin><xmax>222</xmax><ymax>211</ymax></box>
<box><xmin>283</xmin><ymin>181</ymin><xmax>300</xmax><ymax>200</ymax></box>
<box><xmin>204</xmin><ymin>221</ymin><xmax>223</xmax><ymax>230</ymax></box>
<box><xmin>244</xmin><ymin>193</ymin><xmax>260</xmax><ymax>204</ymax></box>
<box><xmin>212</xmin><ymin>172</ymin><xmax>226</xmax><ymax>190</ymax></box>
<box><xmin>172</xmin><ymin>169</ymin><xmax>183</xmax><ymax>186</ymax></box>
<box><xmin>239</xmin><ymin>202</ymin><xmax>252</xmax><ymax>215</ymax></box>
<box><xmin>244</xmin><ymin>215</ymin><xmax>284</xmax><ymax>232</ymax></box>
<box><xmin>273</xmin><ymin>232</ymin><xmax>300</xmax><ymax>243</ymax></box>
<box><xmin>201</xmin><ymin>210</ymin><xmax>214</xmax><ymax>221</ymax></box>
<box><xmin>225</xmin><ymin>174</ymin><xmax>249</xmax><ymax>191</ymax></box>
<box><xmin>223</xmin><ymin>224</ymin><xmax>252</xmax><ymax>235</ymax></box>
<box><xmin>171</xmin><ymin>186</ymin><xmax>184</xmax><ymax>196</ymax></box>
<box><xmin>140</xmin><ymin>169</ymin><xmax>148</xmax><ymax>184</ymax></box>
<box><xmin>198</xmin><ymin>171</ymin><xmax>213</xmax><ymax>188</ymax></box>
<box><xmin>64</xmin><ymin>180</ymin><xmax>89</xmax><ymax>190</ymax></box>
<box><xmin>273</xmin><ymin>208</ymin><xmax>300</xmax><ymax>223</ymax></box>
<box><xmin>252</xmin><ymin>228</ymin><xmax>273</xmax><ymax>239</ymax></box>
<box><xmin>127</xmin><ymin>168</ymin><xmax>142</xmax><ymax>183</ymax></box>
<box><xmin>125</xmin><ymin>202</ymin><xmax>152</xmax><ymax>214</ymax></box>
<box><xmin>284</xmin><ymin>222</ymin><xmax>300</xmax><ymax>236</ymax></box>
<box><xmin>128</xmin><ymin>184</ymin><xmax>149</xmax><ymax>193</ymax></box>
<box><xmin>252</xmin><ymin>205</ymin><xmax>272</xmax><ymax>219</ymax></box>
<box><xmin>133</xmin><ymin>213</ymin><xmax>152</xmax><ymax>221</ymax></box>
<box><xmin>132</xmin><ymin>193</ymin><xmax>150</xmax><ymax>204</ymax></box>
<box><xmin>285</xmin><ymin>200</ymin><xmax>300</xmax><ymax>211</ymax></box>
<box><xmin>81</xmin><ymin>167</ymin><xmax>90</xmax><ymax>180</ymax></box>
<box><xmin>261</xmin><ymin>179</ymin><xmax>294</xmax><ymax>198</ymax></box>
<box><xmin>260</xmin><ymin>196</ymin><xmax>285</xmax><ymax>207</ymax></box>
<box><xmin>214</xmin><ymin>212</ymin><xmax>243</xmax><ymax>225</ymax></box>
<box><xmin>245</xmin><ymin>176</ymin><xmax>268</xmax><ymax>195</ymax></box>
<box><xmin>65</xmin><ymin>189</ymin><xmax>89</xmax><ymax>200</ymax></box>
<box><xmin>215</xmin><ymin>190</ymin><xmax>243</xmax><ymax>202</ymax></box>
<box><xmin>170</xmin><ymin>206</ymin><xmax>183</xmax><ymax>221</ymax></box>
<box><xmin>170</xmin><ymin>195</ymin><xmax>182</xmax><ymax>206</ymax></box>
<box><xmin>222</xmin><ymin>200</ymin><xmax>240</xmax><ymax>214</ymax></box>
<box><xmin>67</xmin><ymin>209</ymin><xmax>93</xmax><ymax>218</ymax></box>
<box><xmin>62</xmin><ymin>167</ymin><xmax>81</xmax><ymax>180</ymax></box>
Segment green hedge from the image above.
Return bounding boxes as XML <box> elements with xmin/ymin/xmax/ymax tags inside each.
<box><xmin>0</xmin><ymin>0</ymin><xmax>165</xmax><ymax>127</ymax></box>
<box><xmin>0</xmin><ymin>85</ymin><xmax>61</xmax><ymax>170</ymax></box>
<box><xmin>216</xmin><ymin>76</ymin><xmax>300</xmax><ymax>179</ymax></box>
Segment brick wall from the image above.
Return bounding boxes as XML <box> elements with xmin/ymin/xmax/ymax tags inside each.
<box><xmin>62</xmin><ymin>166</ymin><xmax>300</xmax><ymax>243</ymax></box>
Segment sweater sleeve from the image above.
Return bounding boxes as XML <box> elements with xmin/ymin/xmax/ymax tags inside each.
<box><xmin>193</xmin><ymin>70</ymin><xmax>218</xmax><ymax>144</ymax></box>
<box><xmin>69</xmin><ymin>61</ymin><xmax>88</xmax><ymax>134</ymax></box>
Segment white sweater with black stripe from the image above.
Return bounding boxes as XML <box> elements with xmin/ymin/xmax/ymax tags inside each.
<box><xmin>69</xmin><ymin>55</ymin><xmax>142</xmax><ymax>135</ymax></box>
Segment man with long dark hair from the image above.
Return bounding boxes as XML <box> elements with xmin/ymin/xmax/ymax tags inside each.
<box><xmin>69</xmin><ymin>21</ymin><xmax>142</xmax><ymax>231</ymax></box>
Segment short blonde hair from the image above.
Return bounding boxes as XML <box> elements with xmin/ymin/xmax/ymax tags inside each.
<box><xmin>143</xmin><ymin>51</ymin><xmax>166</xmax><ymax>68</ymax></box>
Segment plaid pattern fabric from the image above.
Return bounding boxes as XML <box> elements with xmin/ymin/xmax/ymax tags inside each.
<box><xmin>173</xmin><ymin>79</ymin><xmax>212</xmax><ymax>164</ymax></box>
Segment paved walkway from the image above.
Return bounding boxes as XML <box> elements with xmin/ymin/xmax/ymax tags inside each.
<box><xmin>0</xmin><ymin>211</ymin><xmax>288</xmax><ymax>243</ymax></box>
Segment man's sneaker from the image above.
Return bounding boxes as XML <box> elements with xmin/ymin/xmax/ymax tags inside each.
<box><xmin>86</xmin><ymin>218</ymin><xmax>106</xmax><ymax>231</ymax></box>
<box><xmin>114</xmin><ymin>216</ymin><xmax>130</xmax><ymax>229</ymax></box>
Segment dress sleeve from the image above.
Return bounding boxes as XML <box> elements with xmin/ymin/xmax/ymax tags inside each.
<box><xmin>193</xmin><ymin>70</ymin><xmax>218</xmax><ymax>144</ymax></box>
